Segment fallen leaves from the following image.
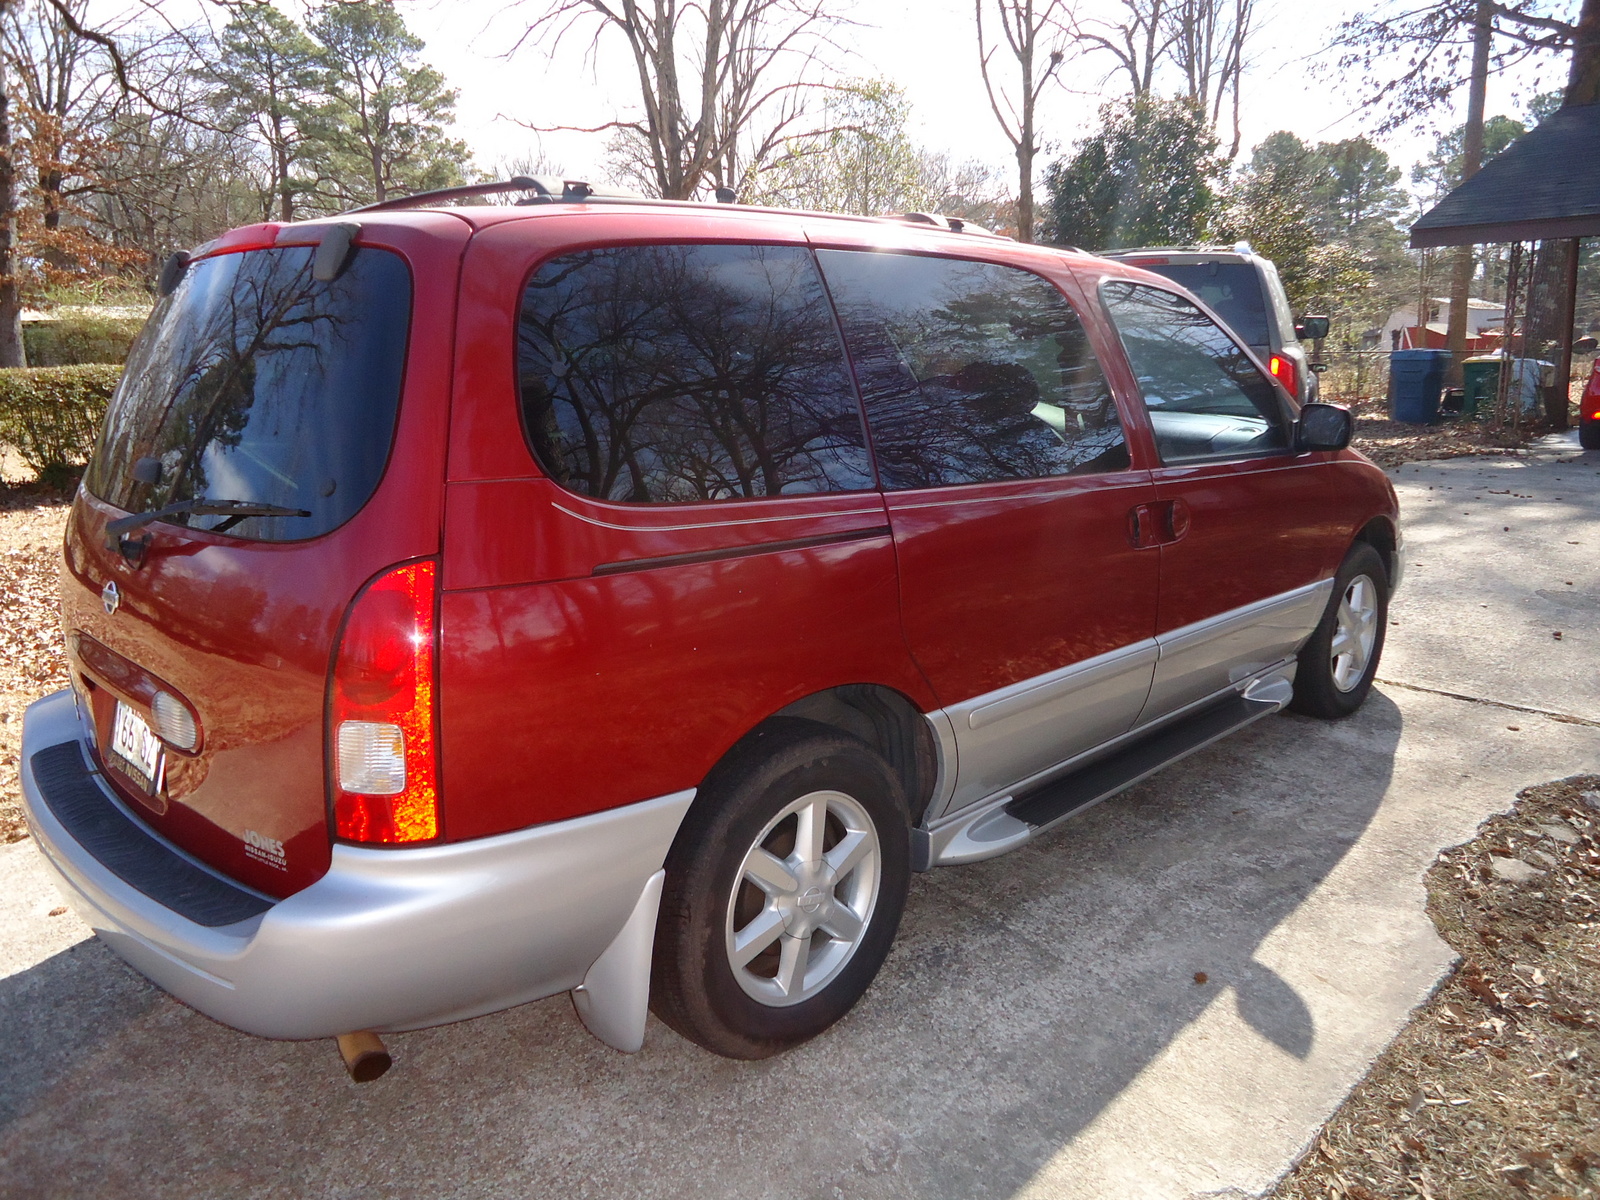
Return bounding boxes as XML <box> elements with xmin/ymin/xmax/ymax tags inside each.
<box><xmin>1271</xmin><ymin>775</ymin><xmax>1600</xmax><ymax>1200</ymax></box>
<box><xmin>0</xmin><ymin>498</ymin><xmax>71</xmax><ymax>843</ymax></box>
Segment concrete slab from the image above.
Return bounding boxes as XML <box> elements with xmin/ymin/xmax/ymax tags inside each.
<box><xmin>1383</xmin><ymin>429</ymin><xmax>1600</xmax><ymax>720</ymax></box>
<box><xmin>2</xmin><ymin>435</ymin><xmax>1597</xmax><ymax>1199</ymax></box>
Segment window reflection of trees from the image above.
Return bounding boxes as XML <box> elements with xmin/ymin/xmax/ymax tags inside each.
<box><xmin>815</xmin><ymin>251</ymin><xmax>1128</xmax><ymax>490</ymax></box>
<box><xmin>1102</xmin><ymin>283</ymin><xmax>1282</xmax><ymax>422</ymax></box>
<box><xmin>86</xmin><ymin>247</ymin><xmax>409</xmax><ymax>541</ymax></box>
<box><xmin>518</xmin><ymin>244</ymin><xmax>873</xmax><ymax>503</ymax></box>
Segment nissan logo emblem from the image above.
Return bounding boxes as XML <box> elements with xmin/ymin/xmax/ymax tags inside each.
<box><xmin>101</xmin><ymin>581</ymin><xmax>120</xmax><ymax>615</ymax></box>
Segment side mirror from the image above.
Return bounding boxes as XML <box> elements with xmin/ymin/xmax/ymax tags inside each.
<box><xmin>1298</xmin><ymin>402</ymin><xmax>1352</xmax><ymax>452</ymax></box>
<box><xmin>1295</xmin><ymin>315</ymin><xmax>1330</xmax><ymax>341</ymax></box>
<box><xmin>1309</xmin><ymin>362</ymin><xmax>1329</xmax><ymax>374</ymax></box>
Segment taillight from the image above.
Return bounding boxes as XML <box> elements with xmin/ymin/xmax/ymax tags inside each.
<box><xmin>329</xmin><ymin>560</ymin><xmax>439</xmax><ymax>843</ymax></box>
<box><xmin>1270</xmin><ymin>354</ymin><xmax>1298</xmax><ymax>398</ymax></box>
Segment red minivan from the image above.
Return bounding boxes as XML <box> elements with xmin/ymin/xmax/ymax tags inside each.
<box><xmin>21</xmin><ymin>180</ymin><xmax>1402</xmax><ymax>1066</ymax></box>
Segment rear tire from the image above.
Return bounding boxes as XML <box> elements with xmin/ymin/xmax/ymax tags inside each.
<box><xmin>651</xmin><ymin>720</ymin><xmax>910</xmax><ymax>1059</ymax></box>
<box><xmin>1290</xmin><ymin>543</ymin><xmax>1389</xmax><ymax>719</ymax></box>
<box><xmin>1580</xmin><ymin>418</ymin><xmax>1600</xmax><ymax>450</ymax></box>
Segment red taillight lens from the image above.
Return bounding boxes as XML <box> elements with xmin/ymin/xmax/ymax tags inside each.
<box><xmin>1270</xmin><ymin>354</ymin><xmax>1298</xmax><ymax>399</ymax></box>
<box><xmin>330</xmin><ymin>560</ymin><xmax>439</xmax><ymax>844</ymax></box>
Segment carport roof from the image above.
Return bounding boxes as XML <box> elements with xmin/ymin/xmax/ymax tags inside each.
<box><xmin>1410</xmin><ymin>103</ymin><xmax>1600</xmax><ymax>248</ymax></box>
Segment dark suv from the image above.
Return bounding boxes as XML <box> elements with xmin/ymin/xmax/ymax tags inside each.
<box><xmin>1101</xmin><ymin>246</ymin><xmax>1327</xmax><ymax>405</ymax></box>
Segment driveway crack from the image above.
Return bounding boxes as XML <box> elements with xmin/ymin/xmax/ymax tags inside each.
<box><xmin>1376</xmin><ymin>678</ymin><xmax>1600</xmax><ymax>728</ymax></box>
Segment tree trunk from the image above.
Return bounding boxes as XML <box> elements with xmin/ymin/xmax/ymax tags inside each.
<box><xmin>1017</xmin><ymin>141</ymin><xmax>1034</xmax><ymax>243</ymax></box>
<box><xmin>0</xmin><ymin>55</ymin><xmax>26</xmax><ymax>370</ymax></box>
<box><xmin>1444</xmin><ymin>0</ymin><xmax>1492</xmax><ymax>388</ymax></box>
<box><xmin>1567</xmin><ymin>0</ymin><xmax>1600</xmax><ymax>105</ymax></box>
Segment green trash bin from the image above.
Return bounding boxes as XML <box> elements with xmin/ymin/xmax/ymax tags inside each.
<box><xmin>1462</xmin><ymin>356</ymin><xmax>1502</xmax><ymax>417</ymax></box>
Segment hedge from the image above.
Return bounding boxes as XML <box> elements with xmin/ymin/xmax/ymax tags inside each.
<box><xmin>24</xmin><ymin>314</ymin><xmax>144</xmax><ymax>366</ymax></box>
<box><xmin>0</xmin><ymin>364</ymin><xmax>122</xmax><ymax>479</ymax></box>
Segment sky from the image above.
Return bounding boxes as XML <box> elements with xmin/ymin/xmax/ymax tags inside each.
<box><xmin>101</xmin><ymin>0</ymin><xmax>1571</xmax><ymax>197</ymax></box>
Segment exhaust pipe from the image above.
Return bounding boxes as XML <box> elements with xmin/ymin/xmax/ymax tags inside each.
<box><xmin>336</xmin><ymin>1031</ymin><xmax>392</xmax><ymax>1082</ymax></box>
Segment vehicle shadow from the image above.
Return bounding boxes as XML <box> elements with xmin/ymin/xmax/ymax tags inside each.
<box><xmin>0</xmin><ymin>693</ymin><xmax>1404</xmax><ymax>1200</ymax></box>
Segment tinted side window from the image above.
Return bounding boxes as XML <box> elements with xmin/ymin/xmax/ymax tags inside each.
<box><xmin>816</xmin><ymin>250</ymin><xmax>1128</xmax><ymax>490</ymax></box>
<box><xmin>517</xmin><ymin>244</ymin><xmax>872</xmax><ymax>503</ymax></box>
<box><xmin>1101</xmin><ymin>282</ymin><xmax>1288</xmax><ymax>463</ymax></box>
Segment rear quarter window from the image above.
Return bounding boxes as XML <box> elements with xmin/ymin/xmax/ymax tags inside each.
<box><xmin>85</xmin><ymin>245</ymin><xmax>413</xmax><ymax>541</ymax></box>
<box><xmin>516</xmin><ymin>243</ymin><xmax>873</xmax><ymax>503</ymax></box>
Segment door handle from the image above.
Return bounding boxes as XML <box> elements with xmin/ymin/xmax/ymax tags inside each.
<box><xmin>1128</xmin><ymin>500</ymin><xmax>1190</xmax><ymax>548</ymax></box>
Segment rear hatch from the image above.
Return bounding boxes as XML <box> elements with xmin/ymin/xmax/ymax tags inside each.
<box><xmin>61</xmin><ymin>218</ymin><xmax>462</xmax><ymax>898</ymax></box>
<box><xmin>1121</xmin><ymin>259</ymin><xmax>1274</xmax><ymax>356</ymax></box>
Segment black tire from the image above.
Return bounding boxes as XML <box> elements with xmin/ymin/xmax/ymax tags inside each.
<box><xmin>1580</xmin><ymin>418</ymin><xmax>1600</xmax><ymax>450</ymax></box>
<box><xmin>1290</xmin><ymin>542</ymin><xmax>1389</xmax><ymax>719</ymax></box>
<box><xmin>651</xmin><ymin>719</ymin><xmax>910</xmax><ymax>1059</ymax></box>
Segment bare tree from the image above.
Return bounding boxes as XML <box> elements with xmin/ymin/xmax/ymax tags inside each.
<box><xmin>976</xmin><ymin>0</ymin><xmax>1072</xmax><ymax>242</ymax></box>
<box><xmin>1326</xmin><ymin>1</ymin><xmax>1584</xmax><ymax>133</ymax></box>
<box><xmin>1165</xmin><ymin>0</ymin><xmax>1255</xmax><ymax>159</ymax></box>
<box><xmin>512</xmin><ymin>0</ymin><xmax>844</xmax><ymax>200</ymax></box>
<box><xmin>1070</xmin><ymin>0</ymin><xmax>1173</xmax><ymax>97</ymax></box>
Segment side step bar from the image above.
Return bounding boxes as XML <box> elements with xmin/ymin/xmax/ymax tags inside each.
<box><xmin>1005</xmin><ymin>692</ymin><xmax>1279</xmax><ymax>831</ymax></box>
<box><xmin>916</xmin><ymin>682</ymin><xmax>1289</xmax><ymax>869</ymax></box>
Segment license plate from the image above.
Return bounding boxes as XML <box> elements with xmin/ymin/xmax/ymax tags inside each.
<box><xmin>110</xmin><ymin>701</ymin><xmax>165</xmax><ymax>794</ymax></box>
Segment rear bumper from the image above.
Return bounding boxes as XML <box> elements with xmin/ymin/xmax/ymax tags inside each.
<box><xmin>21</xmin><ymin>688</ymin><xmax>693</xmax><ymax>1040</ymax></box>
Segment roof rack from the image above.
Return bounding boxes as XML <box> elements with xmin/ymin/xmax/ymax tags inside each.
<box><xmin>895</xmin><ymin>212</ymin><xmax>1007</xmax><ymax>238</ymax></box>
<box><xmin>343</xmin><ymin>180</ymin><xmax>1012</xmax><ymax>240</ymax></box>
<box><xmin>348</xmin><ymin>175</ymin><xmax>646</xmax><ymax>214</ymax></box>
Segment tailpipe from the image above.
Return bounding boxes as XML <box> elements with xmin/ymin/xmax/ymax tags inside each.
<box><xmin>336</xmin><ymin>1031</ymin><xmax>392</xmax><ymax>1082</ymax></box>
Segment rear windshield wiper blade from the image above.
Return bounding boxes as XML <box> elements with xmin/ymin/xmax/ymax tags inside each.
<box><xmin>106</xmin><ymin>499</ymin><xmax>312</xmax><ymax>540</ymax></box>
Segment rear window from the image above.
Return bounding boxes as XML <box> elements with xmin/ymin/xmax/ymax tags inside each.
<box><xmin>85</xmin><ymin>245</ymin><xmax>412</xmax><ymax>542</ymax></box>
<box><xmin>1134</xmin><ymin>262</ymin><xmax>1271</xmax><ymax>348</ymax></box>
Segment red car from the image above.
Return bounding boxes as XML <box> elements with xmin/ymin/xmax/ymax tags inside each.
<box><xmin>21</xmin><ymin>180</ymin><xmax>1400</xmax><ymax>1068</ymax></box>
<box><xmin>1581</xmin><ymin>359</ymin><xmax>1600</xmax><ymax>449</ymax></box>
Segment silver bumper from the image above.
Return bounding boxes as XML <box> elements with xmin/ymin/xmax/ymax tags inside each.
<box><xmin>20</xmin><ymin>689</ymin><xmax>693</xmax><ymax>1045</ymax></box>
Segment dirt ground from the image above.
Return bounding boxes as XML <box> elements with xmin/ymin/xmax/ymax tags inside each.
<box><xmin>0</xmin><ymin>484</ymin><xmax>70</xmax><ymax>843</ymax></box>
<box><xmin>1271</xmin><ymin>777</ymin><xmax>1600</xmax><ymax>1200</ymax></box>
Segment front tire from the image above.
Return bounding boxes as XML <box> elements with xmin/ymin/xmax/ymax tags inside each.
<box><xmin>651</xmin><ymin>720</ymin><xmax>911</xmax><ymax>1059</ymax></box>
<box><xmin>1290</xmin><ymin>543</ymin><xmax>1389</xmax><ymax>719</ymax></box>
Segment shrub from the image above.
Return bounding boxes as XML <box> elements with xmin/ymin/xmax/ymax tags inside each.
<box><xmin>0</xmin><ymin>364</ymin><xmax>122</xmax><ymax>476</ymax></box>
<box><xmin>23</xmin><ymin>313</ymin><xmax>145</xmax><ymax>366</ymax></box>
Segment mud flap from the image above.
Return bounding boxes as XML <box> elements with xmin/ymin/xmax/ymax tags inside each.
<box><xmin>570</xmin><ymin>869</ymin><xmax>664</xmax><ymax>1052</ymax></box>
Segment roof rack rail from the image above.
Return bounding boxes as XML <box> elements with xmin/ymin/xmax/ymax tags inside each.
<box><xmin>347</xmin><ymin>175</ymin><xmax>645</xmax><ymax>214</ymax></box>
<box><xmin>894</xmin><ymin>212</ymin><xmax>1007</xmax><ymax>238</ymax></box>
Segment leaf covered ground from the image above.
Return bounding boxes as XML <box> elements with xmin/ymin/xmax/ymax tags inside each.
<box><xmin>0</xmin><ymin>486</ymin><xmax>70</xmax><ymax>842</ymax></box>
<box><xmin>1272</xmin><ymin>776</ymin><xmax>1600</xmax><ymax>1200</ymax></box>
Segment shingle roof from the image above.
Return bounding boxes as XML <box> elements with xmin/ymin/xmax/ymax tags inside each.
<box><xmin>1410</xmin><ymin>103</ymin><xmax>1600</xmax><ymax>248</ymax></box>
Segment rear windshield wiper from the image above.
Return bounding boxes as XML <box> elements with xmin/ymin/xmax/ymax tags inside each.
<box><xmin>106</xmin><ymin>498</ymin><xmax>312</xmax><ymax>542</ymax></box>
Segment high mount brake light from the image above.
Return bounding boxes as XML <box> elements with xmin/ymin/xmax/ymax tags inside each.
<box><xmin>330</xmin><ymin>560</ymin><xmax>439</xmax><ymax>844</ymax></box>
<box><xmin>1270</xmin><ymin>354</ymin><xmax>1298</xmax><ymax>399</ymax></box>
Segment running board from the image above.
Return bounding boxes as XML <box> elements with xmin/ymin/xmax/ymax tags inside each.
<box><xmin>1005</xmin><ymin>692</ymin><xmax>1280</xmax><ymax>831</ymax></box>
<box><xmin>915</xmin><ymin>686</ymin><xmax>1287</xmax><ymax>869</ymax></box>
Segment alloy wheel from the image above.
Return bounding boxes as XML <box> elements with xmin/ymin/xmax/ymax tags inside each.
<box><xmin>1330</xmin><ymin>573</ymin><xmax>1379</xmax><ymax>692</ymax></box>
<box><xmin>723</xmin><ymin>789</ymin><xmax>882</xmax><ymax>1007</ymax></box>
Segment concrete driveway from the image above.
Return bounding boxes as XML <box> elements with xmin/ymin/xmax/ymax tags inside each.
<box><xmin>3</xmin><ymin>434</ymin><xmax>1598</xmax><ymax>1200</ymax></box>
